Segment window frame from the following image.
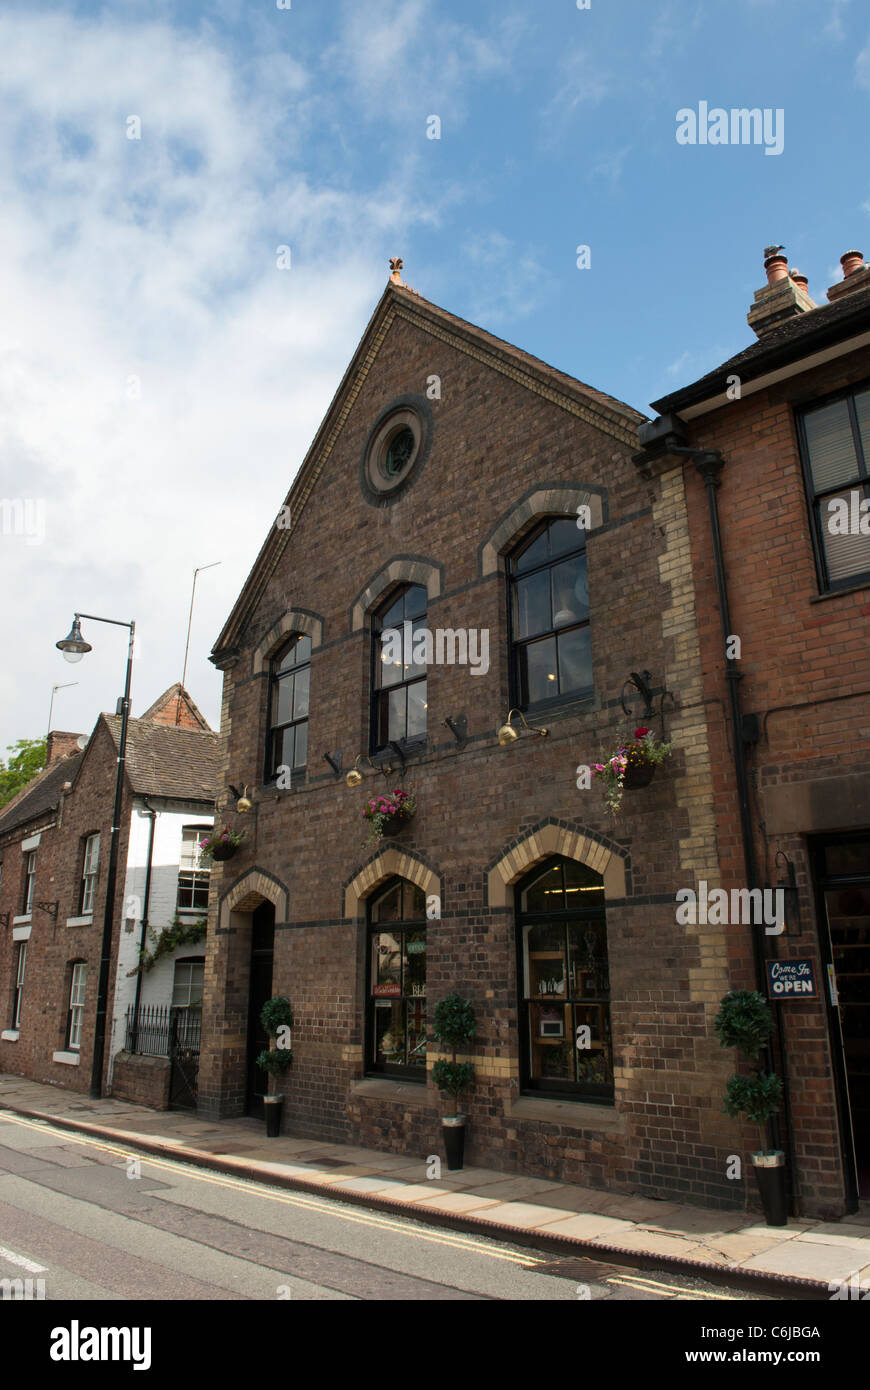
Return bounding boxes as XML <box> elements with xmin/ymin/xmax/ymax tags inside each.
<box><xmin>365</xmin><ymin>876</ymin><xmax>428</xmax><ymax>1083</ymax></box>
<box><xmin>796</xmin><ymin>379</ymin><xmax>870</xmax><ymax>593</ymax></box>
<box><xmin>515</xmin><ymin>857</ymin><xmax>614</xmax><ymax>1104</ymax></box>
<box><xmin>171</xmin><ymin>956</ymin><xmax>205</xmax><ymax>1010</ymax></box>
<box><xmin>177</xmin><ymin>827</ymin><xmax>211</xmax><ymax>913</ymax></box>
<box><xmin>80</xmin><ymin>833</ymin><xmax>100</xmax><ymax>916</ymax></box>
<box><xmin>507</xmin><ymin>518</ymin><xmax>593</xmax><ymax>715</ymax></box>
<box><xmin>369</xmin><ymin>585</ymin><xmax>429</xmax><ymax>756</ymax></box>
<box><xmin>22</xmin><ymin>850</ymin><xmax>37</xmax><ymax>914</ymax></box>
<box><xmin>264</xmin><ymin>634</ymin><xmax>312</xmax><ymax>784</ymax></box>
<box><xmin>11</xmin><ymin>941</ymin><xmax>26</xmax><ymax>1029</ymax></box>
<box><xmin>66</xmin><ymin>961</ymin><xmax>87</xmax><ymax>1051</ymax></box>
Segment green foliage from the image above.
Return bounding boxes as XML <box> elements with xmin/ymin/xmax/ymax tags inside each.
<box><xmin>261</xmin><ymin>996</ymin><xmax>294</xmax><ymax>1037</ymax></box>
<box><xmin>432</xmin><ymin>1060</ymin><xmax>474</xmax><ymax>1103</ymax></box>
<box><xmin>0</xmin><ymin>738</ymin><xmax>47</xmax><ymax>809</ymax></box>
<box><xmin>723</xmin><ymin>1071</ymin><xmax>783</xmax><ymax>1126</ymax></box>
<box><xmin>714</xmin><ymin>990</ymin><xmax>774</xmax><ymax>1059</ymax></box>
<box><xmin>432</xmin><ymin>994</ymin><xmax>476</xmax><ymax>1049</ymax></box>
<box><xmin>257</xmin><ymin>1048</ymin><xmax>293</xmax><ymax>1076</ymax></box>
<box><xmin>130</xmin><ymin>914</ymin><xmax>207</xmax><ymax>976</ymax></box>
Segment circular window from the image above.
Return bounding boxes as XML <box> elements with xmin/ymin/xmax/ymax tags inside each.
<box><xmin>360</xmin><ymin>396</ymin><xmax>434</xmax><ymax>505</ymax></box>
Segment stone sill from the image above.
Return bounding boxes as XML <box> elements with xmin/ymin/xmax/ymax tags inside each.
<box><xmin>509</xmin><ymin>1095</ymin><xmax>626</xmax><ymax>1133</ymax></box>
<box><xmin>810</xmin><ymin>579</ymin><xmax>870</xmax><ymax>603</ymax></box>
<box><xmin>1</xmin><ymin>1030</ymin><xmax>20</xmax><ymax>1042</ymax></box>
<box><xmin>12</xmin><ymin>914</ymin><xmax>32</xmax><ymax>926</ymax></box>
<box><xmin>66</xmin><ymin>915</ymin><xmax>93</xmax><ymax>928</ymax></box>
<box><xmin>350</xmin><ymin>1077</ymin><xmax>432</xmax><ymax>1108</ymax></box>
<box><xmin>52</xmin><ymin>1050</ymin><xmax>80</xmax><ymax>1066</ymax></box>
<box><xmin>12</xmin><ymin>923</ymin><xmax>32</xmax><ymax>941</ymax></box>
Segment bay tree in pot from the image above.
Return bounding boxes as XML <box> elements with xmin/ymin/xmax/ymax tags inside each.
<box><xmin>257</xmin><ymin>995</ymin><xmax>294</xmax><ymax>1138</ymax></box>
<box><xmin>714</xmin><ymin>989</ymin><xmax>787</xmax><ymax>1226</ymax></box>
<box><xmin>431</xmin><ymin>993</ymin><xmax>476</xmax><ymax>1171</ymax></box>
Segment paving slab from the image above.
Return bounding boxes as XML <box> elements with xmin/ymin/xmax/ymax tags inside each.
<box><xmin>742</xmin><ymin>1242</ymin><xmax>863</xmax><ymax>1282</ymax></box>
<box><xmin>412</xmin><ymin>1191</ymin><xmax>503</xmax><ymax>1214</ymax></box>
<box><xmin>532</xmin><ymin>1213</ymin><xmax>638</xmax><ymax>1240</ymax></box>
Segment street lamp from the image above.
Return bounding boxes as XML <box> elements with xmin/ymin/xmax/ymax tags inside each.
<box><xmin>56</xmin><ymin>612</ymin><xmax>135</xmax><ymax>1099</ymax></box>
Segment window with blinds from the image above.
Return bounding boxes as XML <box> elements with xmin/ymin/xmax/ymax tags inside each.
<box><xmin>799</xmin><ymin>386</ymin><xmax>870</xmax><ymax>590</ymax></box>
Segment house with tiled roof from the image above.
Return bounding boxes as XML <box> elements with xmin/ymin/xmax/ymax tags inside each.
<box><xmin>0</xmin><ymin>685</ymin><xmax>217</xmax><ymax>1104</ymax></box>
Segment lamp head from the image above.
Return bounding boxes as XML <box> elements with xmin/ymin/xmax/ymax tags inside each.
<box><xmin>346</xmin><ymin>768</ymin><xmax>363</xmax><ymax>788</ymax></box>
<box><xmin>236</xmin><ymin>786</ymin><xmax>252</xmax><ymax>814</ymax></box>
<box><xmin>497</xmin><ymin>721</ymin><xmax>520</xmax><ymax>746</ymax></box>
<box><xmin>56</xmin><ymin>617</ymin><xmax>92</xmax><ymax>664</ymax></box>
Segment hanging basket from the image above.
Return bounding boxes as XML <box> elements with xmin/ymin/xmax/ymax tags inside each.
<box><xmin>622</xmin><ymin>757</ymin><xmax>656</xmax><ymax>790</ymax></box>
<box><xmin>381</xmin><ymin>812</ymin><xmax>411</xmax><ymax>837</ymax></box>
<box><xmin>210</xmin><ymin>840</ymin><xmax>239</xmax><ymax>861</ymax></box>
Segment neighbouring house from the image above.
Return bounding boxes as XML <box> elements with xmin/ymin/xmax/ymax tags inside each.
<box><xmin>637</xmin><ymin>246</ymin><xmax>870</xmax><ymax>1217</ymax></box>
<box><xmin>198</xmin><ymin>261</ymin><xmax>746</xmax><ymax>1213</ymax></box>
<box><xmin>0</xmin><ymin>684</ymin><xmax>218</xmax><ymax>1105</ymax></box>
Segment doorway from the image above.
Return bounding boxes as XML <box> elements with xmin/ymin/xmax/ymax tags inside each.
<box><xmin>245</xmin><ymin>901</ymin><xmax>275</xmax><ymax>1119</ymax></box>
<box><xmin>811</xmin><ymin>834</ymin><xmax>870</xmax><ymax>1207</ymax></box>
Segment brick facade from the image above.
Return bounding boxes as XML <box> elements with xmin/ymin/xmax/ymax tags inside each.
<box><xmin>199</xmin><ymin>280</ymin><xmax>747</xmax><ymax>1212</ymax></box>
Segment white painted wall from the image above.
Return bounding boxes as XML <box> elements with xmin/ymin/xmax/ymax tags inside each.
<box><xmin>107</xmin><ymin>799</ymin><xmax>213</xmax><ymax>1081</ymax></box>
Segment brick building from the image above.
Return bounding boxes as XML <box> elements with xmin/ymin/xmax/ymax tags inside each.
<box><xmin>0</xmin><ymin>685</ymin><xmax>217</xmax><ymax>1101</ymax></box>
<box><xmin>200</xmin><ymin>264</ymin><xmax>746</xmax><ymax>1212</ymax></box>
<box><xmin>638</xmin><ymin>247</ymin><xmax>870</xmax><ymax>1216</ymax></box>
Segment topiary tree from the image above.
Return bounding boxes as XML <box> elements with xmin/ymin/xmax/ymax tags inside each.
<box><xmin>259</xmin><ymin>996</ymin><xmax>294</xmax><ymax>1094</ymax></box>
<box><xmin>714</xmin><ymin>990</ymin><xmax>774</xmax><ymax>1059</ymax></box>
<box><xmin>431</xmin><ymin>993</ymin><xmax>476</xmax><ymax>1117</ymax></box>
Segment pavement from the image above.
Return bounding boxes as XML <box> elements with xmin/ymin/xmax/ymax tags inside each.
<box><xmin>2</xmin><ymin>1072</ymin><xmax>868</xmax><ymax>1296</ymax></box>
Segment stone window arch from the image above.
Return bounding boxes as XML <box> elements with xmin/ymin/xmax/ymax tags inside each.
<box><xmin>478</xmin><ymin>483</ymin><xmax>607</xmax><ymax>578</ymax></box>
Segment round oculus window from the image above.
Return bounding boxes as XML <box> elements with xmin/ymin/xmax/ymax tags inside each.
<box><xmin>361</xmin><ymin>399</ymin><xmax>432</xmax><ymax>502</ymax></box>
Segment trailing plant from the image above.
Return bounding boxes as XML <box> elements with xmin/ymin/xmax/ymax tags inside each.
<box><xmin>198</xmin><ymin>825</ymin><xmax>245</xmax><ymax>859</ymax></box>
<box><xmin>592</xmin><ymin>727</ymin><xmax>672</xmax><ymax>815</ymax></box>
<box><xmin>714</xmin><ymin>989</ymin><xmax>774</xmax><ymax>1059</ymax></box>
<box><xmin>363</xmin><ymin>787</ymin><xmax>416</xmax><ymax>846</ymax></box>
<box><xmin>128</xmin><ymin>913</ymin><xmax>207</xmax><ymax>976</ymax></box>
<box><xmin>431</xmin><ymin>993</ymin><xmax>476</xmax><ymax>1116</ymax></box>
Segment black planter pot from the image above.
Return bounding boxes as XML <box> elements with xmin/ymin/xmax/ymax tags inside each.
<box><xmin>622</xmin><ymin>758</ymin><xmax>655</xmax><ymax>790</ymax></box>
<box><xmin>752</xmin><ymin>1151</ymin><xmax>788</xmax><ymax>1226</ymax></box>
<box><xmin>264</xmin><ymin>1095</ymin><xmax>284</xmax><ymax>1138</ymax></box>
<box><xmin>442</xmin><ymin>1115</ymin><xmax>467</xmax><ymax>1171</ymax></box>
<box><xmin>381</xmin><ymin>813</ymin><xmax>412</xmax><ymax>838</ymax></box>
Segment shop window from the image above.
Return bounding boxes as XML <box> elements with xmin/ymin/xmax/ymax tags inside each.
<box><xmin>509</xmin><ymin>518</ymin><xmax>592</xmax><ymax>711</ymax></box>
<box><xmin>516</xmin><ymin>856</ymin><xmax>613</xmax><ymax>1101</ymax></box>
<box><xmin>366</xmin><ymin>877</ymin><xmax>427</xmax><ymax>1080</ymax></box>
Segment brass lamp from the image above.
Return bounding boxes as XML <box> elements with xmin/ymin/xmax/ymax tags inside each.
<box><xmin>497</xmin><ymin>709</ymin><xmax>549</xmax><ymax>745</ymax></box>
<box><xmin>236</xmin><ymin>785</ymin><xmax>252</xmax><ymax>814</ymax></box>
<box><xmin>346</xmin><ymin>755</ymin><xmax>374</xmax><ymax>788</ymax></box>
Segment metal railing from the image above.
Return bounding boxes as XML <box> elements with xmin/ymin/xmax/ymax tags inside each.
<box><xmin>124</xmin><ymin>1002</ymin><xmax>201</xmax><ymax>1057</ymax></box>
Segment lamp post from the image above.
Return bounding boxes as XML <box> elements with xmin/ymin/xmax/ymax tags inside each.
<box><xmin>56</xmin><ymin>612</ymin><xmax>135</xmax><ymax>1099</ymax></box>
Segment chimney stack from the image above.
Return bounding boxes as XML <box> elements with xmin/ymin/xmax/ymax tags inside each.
<box><xmin>747</xmin><ymin>245</ymin><xmax>816</xmax><ymax>339</ymax></box>
<box><xmin>46</xmin><ymin>730</ymin><xmax>85</xmax><ymax>765</ymax></box>
<box><xmin>827</xmin><ymin>249</ymin><xmax>870</xmax><ymax>303</ymax></box>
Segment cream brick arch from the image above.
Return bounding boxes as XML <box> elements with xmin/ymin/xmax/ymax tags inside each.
<box><xmin>220</xmin><ymin>867</ymin><xmax>290</xmax><ymax>921</ymax></box>
<box><xmin>350</xmin><ymin>555</ymin><xmax>443</xmax><ymax>632</ymax></box>
<box><xmin>486</xmin><ymin>820</ymin><xmax>627</xmax><ymax>907</ymax></box>
<box><xmin>478</xmin><ymin>483</ymin><xmax>607</xmax><ymax>577</ymax></box>
<box><xmin>344</xmin><ymin>847</ymin><xmax>441</xmax><ymax>918</ymax></box>
<box><xmin>252</xmin><ymin>609</ymin><xmax>324</xmax><ymax>675</ymax></box>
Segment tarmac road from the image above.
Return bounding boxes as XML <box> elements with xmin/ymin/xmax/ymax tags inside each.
<box><xmin>0</xmin><ymin>1111</ymin><xmax>773</xmax><ymax>1301</ymax></box>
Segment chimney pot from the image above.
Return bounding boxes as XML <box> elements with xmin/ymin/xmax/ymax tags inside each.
<box><xmin>764</xmin><ymin>252</ymin><xmax>789</xmax><ymax>285</ymax></box>
<box><xmin>790</xmin><ymin>269</ymin><xmax>809</xmax><ymax>291</ymax></box>
<box><xmin>841</xmin><ymin>250</ymin><xmax>865</xmax><ymax>277</ymax></box>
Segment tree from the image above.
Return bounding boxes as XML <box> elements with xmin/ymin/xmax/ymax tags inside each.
<box><xmin>0</xmin><ymin>739</ymin><xmax>47</xmax><ymax>809</ymax></box>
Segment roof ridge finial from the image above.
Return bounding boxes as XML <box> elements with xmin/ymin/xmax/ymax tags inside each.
<box><xmin>389</xmin><ymin>256</ymin><xmax>404</xmax><ymax>285</ymax></box>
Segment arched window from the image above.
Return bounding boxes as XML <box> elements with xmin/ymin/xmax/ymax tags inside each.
<box><xmin>266</xmin><ymin>634</ymin><xmax>311</xmax><ymax>781</ymax></box>
<box><xmin>509</xmin><ymin>518</ymin><xmax>591</xmax><ymax>710</ymax></box>
<box><xmin>516</xmin><ymin>856</ymin><xmax>613</xmax><ymax>1101</ymax></box>
<box><xmin>366</xmin><ymin>877</ymin><xmax>427</xmax><ymax>1080</ymax></box>
<box><xmin>371</xmin><ymin>584</ymin><xmax>427</xmax><ymax>752</ymax></box>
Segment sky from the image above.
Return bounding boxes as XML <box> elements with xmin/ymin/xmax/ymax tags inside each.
<box><xmin>0</xmin><ymin>0</ymin><xmax>867</xmax><ymax>749</ymax></box>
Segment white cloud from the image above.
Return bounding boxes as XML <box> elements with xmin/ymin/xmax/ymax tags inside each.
<box><xmin>461</xmin><ymin>231</ymin><xmax>550</xmax><ymax>326</ymax></box>
<box><xmin>0</xmin><ymin>9</ymin><xmax>466</xmax><ymax>746</ymax></box>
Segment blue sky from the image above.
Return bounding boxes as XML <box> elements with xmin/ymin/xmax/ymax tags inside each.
<box><xmin>0</xmin><ymin>0</ymin><xmax>867</xmax><ymax>745</ymax></box>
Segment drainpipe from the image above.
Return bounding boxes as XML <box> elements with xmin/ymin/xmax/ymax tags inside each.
<box><xmin>642</xmin><ymin>437</ymin><xmax>796</xmax><ymax>1208</ymax></box>
<box><xmin>131</xmin><ymin>800</ymin><xmax>158</xmax><ymax>1052</ymax></box>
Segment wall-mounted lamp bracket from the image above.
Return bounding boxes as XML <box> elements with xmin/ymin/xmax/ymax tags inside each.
<box><xmin>443</xmin><ymin>715</ymin><xmax>468</xmax><ymax>745</ymax></box>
